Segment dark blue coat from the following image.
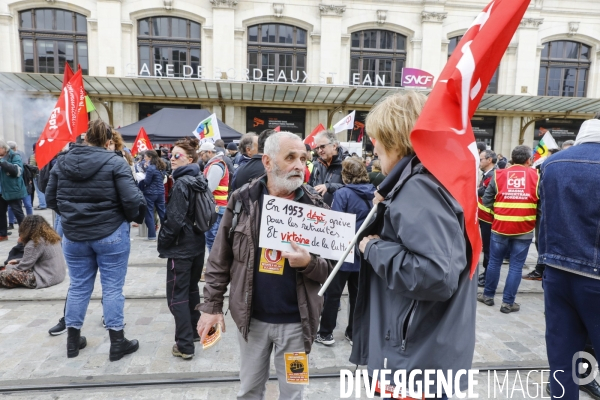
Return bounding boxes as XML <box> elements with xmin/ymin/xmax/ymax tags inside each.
<box><xmin>331</xmin><ymin>183</ymin><xmax>375</xmax><ymax>271</ymax></box>
<box><xmin>139</xmin><ymin>164</ymin><xmax>165</xmax><ymax>196</ymax></box>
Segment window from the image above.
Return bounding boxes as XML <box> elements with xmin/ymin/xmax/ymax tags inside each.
<box><xmin>247</xmin><ymin>24</ymin><xmax>307</xmax><ymax>82</ymax></box>
<box><xmin>448</xmin><ymin>36</ymin><xmax>498</xmax><ymax>94</ymax></box>
<box><xmin>350</xmin><ymin>30</ymin><xmax>406</xmax><ymax>87</ymax></box>
<box><xmin>137</xmin><ymin>16</ymin><xmax>201</xmax><ymax>78</ymax></box>
<box><xmin>538</xmin><ymin>41</ymin><xmax>590</xmax><ymax>97</ymax></box>
<box><xmin>19</xmin><ymin>9</ymin><xmax>88</xmax><ymax>74</ymax></box>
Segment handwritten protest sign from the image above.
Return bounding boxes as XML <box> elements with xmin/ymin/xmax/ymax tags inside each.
<box><xmin>259</xmin><ymin>195</ymin><xmax>356</xmax><ymax>263</ymax></box>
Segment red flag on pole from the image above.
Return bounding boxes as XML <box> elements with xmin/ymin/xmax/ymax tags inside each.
<box><xmin>356</xmin><ymin>128</ymin><xmax>364</xmax><ymax>143</ymax></box>
<box><xmin>304</xmin><ymin>123</ymin><xmax>325</xmax><ymax>149</ymax></box>
<box><xmin>410</xmin><ymin>0</ymin><xmax>530</xmax><ymax>277</ymax></box>
<box><xmin>36</xmin><ymin>69</ymin><xmax>88</xmax><ymax>169</ymax></box>
<box><xmin>131</xmin><ymin>127</ymin><xmax>152</xmax><ymax>157</ymax></box>
<box><xmin>62</xmin><ymin>63</ymin><xmax>74</xmax><ymax>90</ymax></box>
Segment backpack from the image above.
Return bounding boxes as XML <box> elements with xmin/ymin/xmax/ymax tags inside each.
<box><xmin>22</xmin><ymin>164</ymin><xmax>38</xmax><ymax>195</ymax></box>
<box><xmin>188</xmin><ymin>177</ymin><xmax>219</xmax><ymax>233</ymax></box>
<box><xmin>37</xmin><ymin>162</ymin><xmax>52</xmax><ymax>193</ymax></box>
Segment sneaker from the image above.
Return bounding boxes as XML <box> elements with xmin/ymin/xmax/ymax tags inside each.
<box><xmin>345</xmin><ymin>332</ymin><xmax>353</xmax><ymax>346</ymax></box>
<box><xmin>477</xmin><ymin>293</ymin><xmax>494</xmax><ymax>306</ymax></box>
<box><xmin>477</xmin><ymin>273</ymin><xmax>486</xmax><ymax>287</ymax></box>
<box><xmin>7</xmin><ymin>224</ymin><xmax>14</xmax><ymax>230</ymax></box>
<box><xmin>500</xmin><ymin>302</ymin><xmax>520</xmax><ymax>314</ymax></box>
<box><xmin>49</xmin><ymin>317</ymin><xmax>67</xmax><ymax>336</ymax></box>
<box><xmin>172</xmin><ymin>344</ymin><xmax>194</xmax><ymax>359</ymax></box>
<box><xmin>315</xmin><ymin>333</ymin><xmax>335</xmax><ymax>346</ymax></box>
<box><xmin>523</xmin><ymin>270</ymin><xmax>543</xmax><ymax>281</ymax></box>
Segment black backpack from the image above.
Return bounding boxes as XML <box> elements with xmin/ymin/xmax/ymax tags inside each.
<box><xmin>188</xmin><ymin>177</ymin><xmax>219</xmax><ymax>233</ymax></box>
<box><xmin>37</xmin><ymin>162</ymin><xmax>52</xmax><ymax>193</ymax></box>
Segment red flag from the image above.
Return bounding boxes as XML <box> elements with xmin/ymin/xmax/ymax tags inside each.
<box><xmin>357</xmin><ymin>128</ymin><xmax>364</xmax><ymax>143</ymax></box>
<box><xmin>36</xmin><ymin>70</ymin><xmax>88</xmax><ymax>169</ymax></box>
<box><xmin>304</xmin><ymin>123</ymin><xmax>325</xmax><ymax>149</ymax></box>
<box><xmin>410</xmin><ymin>0</ymin><xmax>529</xmax><ymax>277</ymax></box>
<box><xmin>131</xmin><ymin>127</ymin><xmax>152</xmax><ymax>157</ymax></box>
<box><xmin>274</xmin><ymin>126</ymin><xmax>281</xmax><ymax>132</ymax></box>
<box><xmin>62</xmin><ymin>63</ymin><xmax>74</xmax><ymax>90</ymax></box>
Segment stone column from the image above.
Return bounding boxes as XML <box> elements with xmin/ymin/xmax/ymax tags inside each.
<box><xmin>513</xmin><ymin>18</ymin><xmax>543</xmax><ymax>96</ymax></box>
<box><xmin>210</xmin><ymin>0</ymin><xmax>237</xmax><ymax>79</ymax></box>
<box><xmin>420</xmin><ymin>11</ymin><xmax>447</xmax><ymax>78</ymax></box>
<box><xmin>96</xmin><ymin>0</ymin><xmax>123</xmax><ymax>77</ymax></box>
<box><xmin>318</xmin><ymin>5</ymin><xmax>346</xmax><ymax>85</ymax></box>
<box><xmin>0</xmin><ymin>13</ymin><xmax>13</xmax><ymax>72</ymax></box>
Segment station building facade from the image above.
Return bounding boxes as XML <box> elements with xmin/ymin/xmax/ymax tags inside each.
<box><xmin>1</xmin><ymin>0</ymin><xmax>600</xmax><ymax>157</ymax></box>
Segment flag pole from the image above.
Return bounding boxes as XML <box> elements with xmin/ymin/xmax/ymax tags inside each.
<box><xmin>318</xmin><ymin>204</ymin><xmax>377</xmax><ymax>296</ymax></box>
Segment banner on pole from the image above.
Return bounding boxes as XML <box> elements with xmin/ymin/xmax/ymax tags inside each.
<box><xmin>192</xmin><ymin>113</ymin><xmax>221</xmax><ymax>144</ymax></box>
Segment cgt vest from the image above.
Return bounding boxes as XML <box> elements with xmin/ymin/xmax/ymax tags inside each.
<box><xmin>477</xmin><ymin>170</ymin><xmax>494</xmax><ymax>224</ymax></box>
<box><xmin>204</xmin><ymin>158</ymin><xmax>230</xmax><ymax>207</ymax></box>
<box><xmin>492</xmin><ymin>165</ymin><xmax>539</xmax><ymax>235</ymax></box>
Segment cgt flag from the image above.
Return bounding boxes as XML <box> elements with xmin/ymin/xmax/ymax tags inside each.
<box><xmin>131</xmin><ymin>127</ymin><xmax>152</xmax><ymax>157</ymax></box>
<box><xmin>36</xmin><ymin>69</ymin><xmax>88</xmax><ymax>169</ymax></box>
<box><xmin>192</xmin><ymin>113</ymin><xmax>221</xmax><ymax>144</ymax></box>
<box><xmin>304</xmin><ymin>123</ymin><xmax>325</xmax><ymax>149</ymax></box>
<box><xmin>533</xmin><ymin>131</ymin><xmax>558</xmax><ymax>167</ymax></box>
<box><xmin>333</xmin><ymin>111</ymin><xmax>355</xmax><ymax>134</ymax></box>
<box><xmin>410</xmin><ymin>0</ymin><xmax>530</xmax><ymax>277</ymax></box>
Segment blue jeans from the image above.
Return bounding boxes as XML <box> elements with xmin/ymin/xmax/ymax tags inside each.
<box><xmin>54</xmin><ymin>214</ymin><xmax>63</xmax><ymax>237</ymax></box>
<box><xmin>8</xmin><ymin>196</ymin><xmax>32</xmax><ymax>223</ymax></box>
<box><xmin>63</xmin><ymin>221</ymin><xmax>130</xmax><ymax>330</ymax></box>
<box><xmin>143</xmin><ymin>193</ymin><xmax>166</xmax><ymax>239</ymax></box>
<box><xmin>204</xmin><ymin>206</ymin><xmax>225</xmax><ymax>252</ymax></box>
<box><xmin>544</xmin><ymin>266</ymin><xmax>600</xmax><ymax>399</ymax></box>
<box><xmin>34</xmin><ymin>179</ymin><xmax>46</xmax><ymax>208</ymax></box>
<box><xmin>483</xmin><ymin>233</ymin><xmax>532</xmax><ymax>304</ymax></box>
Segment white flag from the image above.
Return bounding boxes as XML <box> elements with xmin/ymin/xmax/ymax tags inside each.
<box><xmin>192</xmin><ymin>113</ymin><xmax>221</xmax><ymax>144</ymax></box>
<box><xmin>333</xmin><ymin>110</ymin><xmax>355</xmax><ymax>133</ymax></box>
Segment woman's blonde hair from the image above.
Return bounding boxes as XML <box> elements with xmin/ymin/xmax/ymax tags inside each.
<box><xmin>366</xmin><ymin>91</ymin><xmax>427</xmax><ymax>157</ymax></box>
<box><xmin>112</xmin><ymin>130</ymin><xmax>133</xmax><ymax>165</ymax></box>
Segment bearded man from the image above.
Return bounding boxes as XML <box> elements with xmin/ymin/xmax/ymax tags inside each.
<box><xmin>197</xmin><ymin>132</ymin><xmax>333</xmax><ymax>399</ymax></box>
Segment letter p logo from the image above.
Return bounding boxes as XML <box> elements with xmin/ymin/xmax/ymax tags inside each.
<box><xmin>572</xmin><ymin>351</ymin><xmax>599</xmax><ymax>386</ymax></box>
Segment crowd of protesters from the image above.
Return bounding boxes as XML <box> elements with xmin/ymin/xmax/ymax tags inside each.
<box><xmin>0</xmin><ymin>93</ymin><xmax>599</xmax><ymax>399</ymax></box>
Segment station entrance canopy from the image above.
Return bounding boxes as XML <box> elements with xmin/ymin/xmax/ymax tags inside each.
<box><xmin>1</xmin><ymin>72</ymin><xmax>600</xmax><ymax>120</ymax></box>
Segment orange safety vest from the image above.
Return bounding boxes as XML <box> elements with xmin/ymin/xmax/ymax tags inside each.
<box><xmin>204</xmin><ymin>158</ymin><xmax>229</xmax><ymax>207</ymax></box>
<box><xmin>492</xmin><ymin>165</ymin><xmax>539</xmax><ymax>236</ymax></box>
<box><xmin>478</xmin><ymin>170</ymin><xmax>494</xmax><ymax>224</ymax></box>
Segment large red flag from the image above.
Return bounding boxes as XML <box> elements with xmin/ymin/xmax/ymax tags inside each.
<box><xmin>131</xmin><ymin>127</ymin><xmax>152</xmax><ymax>157</ymax></box>
<box><xmin>62</xmin><ymin>63</ymin><xmax>74</xmax><ymax>90</ymax></box>
<box><xmin>36</xmin><ymin>69</ymin><xmax>88</xmax><ymax>169</ymax></box>
<box><xmin>410</xmin><ymin>0</ymin><xmax>530</xmax><ymax>277</ymax></box>
<box><xmin>304</xmin><ymin>123</ymin><xmax>325</xmax><ymax>149</ymax></box>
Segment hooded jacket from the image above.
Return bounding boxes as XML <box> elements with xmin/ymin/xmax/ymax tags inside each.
<box><xmin>157</xmin><ymin>164</ymin><xmax>207</xmax><ymax>259</ymax></box>
<box><xmin>350</xmin><ymin>155</ymin><xmax>476</xmax><ymax>395</ymax></box>
<box><xmin>45</xmin><ymin>145</ymin><xmax>146</xmax><ymax>242</ymax></box>
<box><xmin>308</xmin><ymin>146</ymin><xmax>350</xmax><ymax>205</ymax></box>
<box><xmin>331</xmin><ymin>183</ymin><xmax>375</xmax><ymax>272</ymax></box>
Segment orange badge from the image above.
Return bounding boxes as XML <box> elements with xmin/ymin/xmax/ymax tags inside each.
<box><xmin>259</xmin><ymin>248</ymin><xmax>285</xmax><ymax>275</ymax></box>
<box><xmin>284</xmin><ymin>352</ymin><xmax>309</xmax><ymax>385</ymax></box>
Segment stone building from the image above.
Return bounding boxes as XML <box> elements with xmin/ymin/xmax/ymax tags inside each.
<box><xmin>1</xmin><ymin>0</ymin><xmax>599</xmax><ymax>157</ymax></box>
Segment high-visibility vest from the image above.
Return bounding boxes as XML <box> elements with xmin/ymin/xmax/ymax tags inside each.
<box><xmin>478</xmin><ymin>170</ymin><xmax>494</xmax><ymax>224</ymax></box>
<box><xmin>492</xmin><ymin>165</ymin><xmax>539</xmax><ymax>235</ymax></box>
<box><xmin>204</xmin><ymin>158</ymin><xmax>230</xmax><ymax>207</ymax></box>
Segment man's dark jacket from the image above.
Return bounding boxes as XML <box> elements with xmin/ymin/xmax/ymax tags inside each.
<box><xmin>230</xmin><ymin>154</ymin><xmax>265</xmax><ymax>193</ymax></box>
<box><xmin>308</xmin><ymin>146</ymin><xmax>349</xmax><ymax>205</ymax></box>
<box><xmin>46</xmin><ymin>145</ymin><xmax>145</xmax><ymax>242</ymax></box>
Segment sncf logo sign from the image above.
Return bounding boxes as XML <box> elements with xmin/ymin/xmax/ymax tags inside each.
<box><xmin>401</xmin><ymin>68</ymin><xmax>435</xmax><ymax>89</ymax></box>
<box><xmin>507</xmin><ymin>171</ymin><xmax>526</xmax><ymax>189</ymax></box>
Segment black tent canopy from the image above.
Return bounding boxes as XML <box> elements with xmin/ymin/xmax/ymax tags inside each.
<box><xmin>118</xmin><ymin>108</ymin><xmax>242</xmax><ymax>144</ymax></box>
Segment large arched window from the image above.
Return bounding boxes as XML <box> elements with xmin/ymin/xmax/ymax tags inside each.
<box><xmin>247</xmin><ymin>24</ymin><xmax>307</xmax><ymax>82</ymax></box>
<box><xmin>350</xmin><ymin>30</ymin><xmax>406</xmax><ymax>87</ymax></box>
<box><xmin>448</xmin><ymin>36</ymin><xmax>498</xmax><ymax>94</ymax></box>
<box><xmin>19</xmin><ymin>9</ymin><xmax>88</xmax><ymax>74</ymax></box>
<box><xmin>137</xmin><ymin>16</ymin><xmax>201</xmax><ymax>78</ymax></box>
<box><xmin>538</xmin><ymin>41</ymin><xmax>590</xmax><ymax>97</ymax></box>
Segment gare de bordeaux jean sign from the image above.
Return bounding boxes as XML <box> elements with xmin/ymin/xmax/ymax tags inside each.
<box><xmin>129</xmin><ymin>63</ymin><xmax>435</xmax><ymax>88</ymax></box>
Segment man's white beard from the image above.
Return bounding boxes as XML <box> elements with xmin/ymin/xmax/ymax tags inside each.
<box><xmin>270</xmin><ymin>163</ymin><xmax>304</xmax><ymax>193</ymax></box>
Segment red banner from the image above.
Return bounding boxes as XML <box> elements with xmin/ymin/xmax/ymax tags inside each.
<box><xmin>410</xmin><ymin>0</ymin><xmax>530</xmax><ymax>277</ymax></box>
<box><xmin>304</xmin><ymin>123</ymin><xmax>325</xmax><ymax>149</ymax></box>
<box><xmin>131</xmin><ymin>127</ymin><xmax>152</xmax><ymax>157</ymax></box>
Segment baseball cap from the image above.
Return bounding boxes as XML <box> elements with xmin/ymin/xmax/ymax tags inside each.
<box><xmin>227</xmin><ymin>142</ymin><xmax>238</xmax><ymax>151</ymax></box>
<box><xmin>199</xmin><ymin>142</ymin><xmax>216</xmax><ymax>152</ymax></box>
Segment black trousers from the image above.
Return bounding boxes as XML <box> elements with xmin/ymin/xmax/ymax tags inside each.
<box><xmin>479</xmin><ymin>220</ymin><xmax>492</xmax><ymax>272</ymax></box>
<box><xmin>166</xmin><ymin>250</ymin><xmax>205</xmax><ymax>355</ymax></box>
<box><xmin>318</xmin><ymin>270</ymin><xmax>359</xmax><ymax>339</ymax></box>
<box><xmin>0</xmin><ymin>195</ymin><xmax>25</xmax><ymax>236</ymax></box>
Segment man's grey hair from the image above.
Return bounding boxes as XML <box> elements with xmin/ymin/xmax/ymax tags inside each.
<box><xmin>7</xmin><ymin>141</ymin><xmax>17</xmax><ymax>150</ymax></box>
<box><xmin>511</xmin><ymin>145</ymin><xmax>532</xmax><ymax>165</ymax></box>
<box><xmin>314</xmin><ymin>129</ymin><xmax>339</xmax><ymax>145</ymax></box>
<box><xmin>239</xmin><ymin>133</ymin><xmax>257</xmax><ymax>155</ymax></box>
<box><xmin>0</xmin><ymin>140</ymin><xmax>9</xmax><ymax>151</ymax></box>
<box><xmin>482</xmin><ymin>149</ymin><xmax>497</xmax><ymax>164</ymax></box>
<box><xmin>264</xmin><ymin>132</ymin><xmax>303</xmax><ymax>160</ymax></box>
<box><xmin>561</xmin><ymin>140</ymin><xmax>575</xmax><ymax>149</ymax></box>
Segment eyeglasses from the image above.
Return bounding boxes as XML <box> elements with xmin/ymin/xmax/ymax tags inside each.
<box><xmin>313</xmin><ymin>143</ymin><xmax>333</xmax><ymax>152</ymax></box>
<box><xmin>171</xmin><ymin>152</ymin><xmax>187</xmax><ymax>160</ymax></box>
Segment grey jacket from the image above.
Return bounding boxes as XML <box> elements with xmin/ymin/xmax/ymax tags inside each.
<box><xmin>7</xmin><ymin>238</ymin><xmax>66</xmax><ymax>288</ymax></box>
<box><xmin>350</xmin><ymin>157</ymin><xmax>477</xmax><ymax>394</ymax></box>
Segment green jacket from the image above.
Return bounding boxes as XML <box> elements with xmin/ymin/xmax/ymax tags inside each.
<box><xmin>0</xmin><ymin>149</ymin><xmax>28</xmax><ymax>201</ymax></box>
